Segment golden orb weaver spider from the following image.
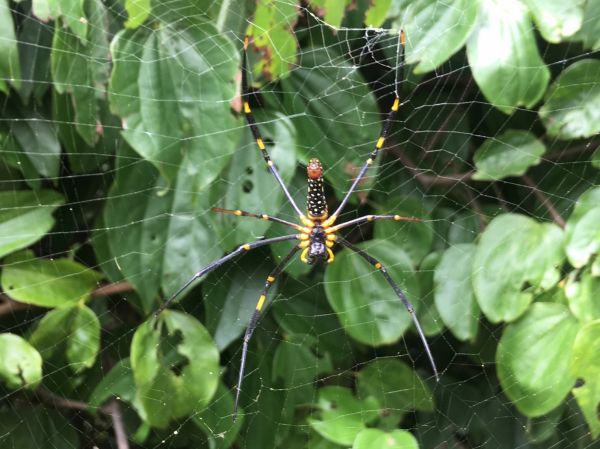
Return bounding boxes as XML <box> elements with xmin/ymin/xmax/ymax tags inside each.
<box><xmin>155</xmin><ymin>30</ymin><xmax>438</xmax><ymax>420</ymax></box>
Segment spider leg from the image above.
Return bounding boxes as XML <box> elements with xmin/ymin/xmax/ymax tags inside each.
<box><xmin>241</xmin><ymin>37</ymin><xmax>307</xmax><ymax>222</ymax></box>
<box><xmin>233</xmin><ymin>245</ymin><xmax>300</xmax><ymax>421</ymax></box>
<box><xmin>326</xmin><ymin>214</ymin><xmax>421</xmax><ymax>234</ymax></box>
<box><xmin>325</xmin><ymin>31</ymin><xmax>405</xmax><ymax>226</ymax></box>
<box><xmin>154</xmin><ymin>234</ymin><xmax>299</xmax><ymax>316</ymax></box>
<box><xmin>212</xmin><ymin>207</ymin><xmax>306</xmax><ymax>231</ymax></box>
<box><xmin>336</xmin><ymin>236</ymin><xmax>439</xmax><ymax>380</ymax></box>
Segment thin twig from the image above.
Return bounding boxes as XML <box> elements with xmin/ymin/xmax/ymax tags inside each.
<box><xmin>0</xmin><ymin>281</ymin><xmax>134</xmax><ymax>317</ymax></box>
<box><xmin>35</xmin><ymin>387</ymin><xmax>108</xmax><ymax>414</ymax></box>
<box><xmin>106</xmin><ymin>399</ymin><xmax>130</xmax><ymax>449</ymax></box>
<box><xmin>91</xmin><ymin>281</ymin><xmax>133</xmax><ymax>298</ymax></box>
<box><xmin>491</xmin><ymin>182</ymin><xmax>510</xmax><ymax>212</ymax></box>
<box><xmin>522</xmin><ymin>175</ymin><xmax>566</xmax><ymax>228</ymax></box>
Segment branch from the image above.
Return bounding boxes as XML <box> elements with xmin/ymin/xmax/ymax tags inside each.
<box><xmin>522</xmin><ymin>175</ymin><xmax>566</xmax><ymax>228</ymax></box>
<box><xmin>106</xmin><ymin>400</ymin><xmax>130</xmax><ymax>449</ymax></box>
<box><xmin>0</xmin><ymin>281</ymin><xmax>134</xmax><ymax>317</ymax></box>
<box><xmin>35</xmin><ymin>387</ymin><xmax>108</xmax><ymax>414</ymax></box>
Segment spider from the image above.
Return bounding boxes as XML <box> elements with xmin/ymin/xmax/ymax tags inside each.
<box><xmin>155</xmin><ymin>31</ymin><xmax>438</xmax><ymax>419</ymax></box>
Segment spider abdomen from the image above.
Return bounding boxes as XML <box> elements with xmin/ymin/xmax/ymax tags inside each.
<box><xmin>307</xmin><ymin>159</ymin><xmax>328</xmax><ymax>219</ymax></box>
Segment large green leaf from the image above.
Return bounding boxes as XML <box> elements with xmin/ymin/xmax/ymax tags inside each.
<box><xmin>108</xmin><ymin>21</ymin><xmax>239</xmax><ymax>187</ymax></box>
<box><xmin>324</xmin><ymin>240</ymin><xmax>419</xmax><ymax>346</ymax></box>
<box><xmin>131</xmin><ymin>311</ymin><xmax>219</xmax><ymax>428</ymax></box>
<box><xmin>32</xmin><ymin>0</ymin><xmax>87</xmax><ymax>42</ymax></box>
<box><xmin>281</xmin><ymin>46</ymin><xmax>379</xmax><ymax>195</ymax></box>
<box><xmin>466</xmin><ymin>0</ymin><xmax>550</xmax><ymax>114</ymax></box>
<box><xmin>1</xmin><ymin>251</ymin><xmax>103</xmax><ymax>308</ymax></box>
<box><xmin>565</xmin><ymin>207</ymin><xmax>600</xmax><ymax>270</ymax></box>
<box><xmin>472</xmin><ymin>130</ymin><xmax>546</xmax><ymax>181</ymax></box>
<box><xmin>434</xmin><ymin>243</ymin><xmax>479</xmax><ymax>341</ymax></box>
<box><xmin>0</xmin><ymin>0</ymin><xmax>21</xmax><ymax>93</ymax></box>
<box><xmin>192</xmin><ymin>382</ymin><xmax>244</xmax><ymax>449</ymax></box>
<box><xmin>473</xmin><ymin>214</ymin><xmax>564</xmax><ymax>323</ymax></box>
<box><xmin>211</xmin><ymin>110</ymin><xmax>297</xmax><ymax>249</ymax></box>
<box><xmin>539</xmin><ymin>59</ymin><xmax>600</xmax><ymax>140</ymax></box>
<box><xmin>309</xmin><ymin>386</ymin><xmax>379</xmax><ymax>446</ymax></box>
<box><xmin>352</xmin><ymin>428</ymin><xmax>419</xmax><ymax>449</ymax></box>
<box><xmin>564</xmin><ymin>187</ymin><xmax>600</xmax><ymax>268</ymax></box>
<box><xmin>374</xmin><ymin>196</ymin><xmax>433</xmax><ymax>264</ymax></box>
<box><xmin>0</xmin><ymin>333</ymin><xmax>42</xmax><ymax>389</ymax></box>
<box><xmin>0</xmin><ymin>190</ymin><xmax>64</xmax><ymax>258</ymax></box>
<box><xmin>18</xmin><ymin>15</ymin><xmax>52</xmax><ymax>103</ymax></box>
<box><xmin>568</xmin><ymin>0</ymin><xmax>600</xmax><ymax>50</ymax></box>
<box><xmin>571</xmin><ymin>321</ymin><xmax>600</xmax><ymax>438</ymax></box>
<box><xmin>416</xmin><ymin>251</ymin><xmax>444</xmax><ymax>336</ymax></box>
<box><xmin>103</xmin><ymin>149</ymin><xmax>222</xmax><ymax>313</ymax></box>
<box><xmin>565</xmin><ymin>268</ymin><xmax>600</xmax><ymax>323</ymax></box>
<box><xmin>246</xmin><ymin>0</ymin><xmax>298</xmax><ymax>79</ymax></box>
<box><xmin>89</xmin><ymin>358</ymin><xmax>145</xmax><ymax>415</ymax></box>
<box><xmin>365</xmin><ymin>0</ymin><xmax>391</xmax><ymax>27</ymax></box>
<box><xmin>51</xmin><ymin>0</ymin><xmax>109</xmax><ymax>145</ymax></box>
<box><xmin>524</xmin><ymin>0</ymin><xmax>585</xmax><ymax>43</ymax></box>
<box><xmin>497</xmin><ymin>302</ymin><xmax>579</xmax><ymax>417</ymax></box>
<box><xmin>393</xmin><ymin>0</ymin><xmax>478</xmax><ymax>74</ymax></box>
<box><xmin>125</xmin><ymin>0</ymin><xmax>151</xmax><ymax>28</ymax></box>
<box><xmin>9</xmin><ymin>108</ymin><xmax>61</xmax><ymax>179</ymax></box>
<box><xmin>29</xmin><ymin>305</ymin><xmax>100</xmax><ymax>373</ymax></box>
<box><xmin>356</xmin><ymin>358</ymin><xmax>433</xmax><ymax>420</ymax></box>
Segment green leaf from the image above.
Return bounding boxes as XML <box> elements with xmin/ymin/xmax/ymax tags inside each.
<box><xmin>473</xmin><ymin>214</ymin><xmax>564</xmax><ymax>323</ymax></box>
<box><xmin>324</xmin><ymin>240</ymin><xmax>419</xmax><ymax>346</ymax></box>
<box><xmin>89</xmin><ymin>358</ymin><xmax>141</xmax><ymax>409</ymax></box>
<box><xmin>524</xmin><ymin>0</ymin><xmax>585</xmax><ymax>43</ymax></box>
<box><xmin>565</xmin><ymin>207</ymin><xmax>600</xmax><ymax>269</ymax></box>
<box><xmin>10</xmin><ymin>109</ymin><xmax>61</xmax><ymax>179</ymax></box>
<box><xmin>33</xmin><ymin>0</ymin><xmax>87</xmax><ymax>42</ymax></box>
<box><xmin>0</xmin><ymin>0</ymin><xmax>21</xmax><ymax>92</ymax></box>
<box><xmin>352</xmin><ymin>428</ymin><xmax>419</xmax><ymax>449</ymax></box>
<box><xmin>0</xmin><ymin>190</ymin><xmax>64</xmax><ymax>259</ymax></box>
<box><xmin>472</xmin><ymin>130</ymin><xmax>546</xmax><ymax>181</ymax></box>
<box><xmin>568</xmin><ymin>0</ymin><xmax>600</xmax><ymax>50</ymax></box>
<box><xmin>212</xmin><ymin>110</ymin><xmax>296</xmax><ymax>249</ymax></box>
<box><xmin>125</xmin><ymin>0</ymin><xmax>151</xmax><ymax>28</ymax></box>
<box><xmin>51</xmin><ymin>0</ymin><xmax>109</xmax><ymax>145</ymax></box>
<box><xmin>365</xmin><ymin>0</ymin><xmax>391</xmax><ymax>27</ymax></box>
<box><xmin>309</xmin><ymin>386</ymin><xmax>379</xmax><ymax>446</ymax></box>
<box><xmin>497</xmin><ymin>302</ymin><xmax>580</xmax><ymax>417</ymax></box>
<box><xmin>565</xmin><ymin>268</ymin><xmax>600</xmax><ymax>323</ymax></box>
<box><xmin>1</xmin><ymin>251</ymin><xmax>103</xmax><ymax>308</ymax></box>
<box><xmin>18</xmin><ymin>15</ymin><xmax>53</xmax><ymax>103</ymax></box>
<box><xmin>374</xmin><ymin>196</ymin><xmax>433</xmax><ymax>264</ymax></box>
<box><xmin>395</xmin><ymin>0</ymin><xmax>478</xmax><ymax>74</ymax></box>
<box><xmin>103</xmin><ymin>149</ymin><xmax>221</xmax><ymax>312</ymax></box>
<box><xmin>247</xmin><ymin>0</ymin><xmax>298</xmax><ymax>79</ymax></box>
<box><xmin>416</xmin><ymin>251</ymin><xmax>444</xmax><ymax>336</ymax></box>
<box><xmin>130</xmin><ymin>311</ymin><xmax>219</xmax><ymax>428</ymax></box>
<box><xmin>539</xmin><ymin>59</ymin><xmax>600</xmax><ymax>140</ymax></box>
<box><xmin>108</xmin><ymin>22</ymin><xmax>239</xmax><ymax>186</ymax></box>
<box><xmin>0</xmin><ymin>333</ymin><xmax>42</xmax><ymax>389</ymax></box>
<box><xmin>571</xmin><ymin>321</ymin><xmax>600</xmax><ymax>438</ymax></box>
<box><xmin>466</xmin><ymin>0</ymin><xmax>550</xmax><ymax>114</ymax></box>
<box><xmin>29</xmin><ymin>305</ymin><xmax>100</xmax><ymax>373</ymax></box>
<box><xmin>434</xmin><ymin>243</ymin><xmax>479</xmax><ymax>341</ymax></box>
<box><xmin>192</xmin><ymin>382</ymin><xmax>243</xmax><ymax>449</ymax></box>
<box><xmin>357</xmin><ymin>359</ymin><xmax>433</xmax><ymax>417</ymax></box>
<box><xmin>282</xmin><ymin>46</ymin><xmax>379</xmax><ymax>195</ymax></box>
<box><xmin>564</xmin><ymin>187</ymin><xmax>600</xmax><ymax>268</ymax></box>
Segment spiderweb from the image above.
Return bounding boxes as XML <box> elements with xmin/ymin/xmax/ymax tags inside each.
<box><xmin>0</xmin><ymin>0</ymin><xmax>599</xmax><ymax>448</ymax></box>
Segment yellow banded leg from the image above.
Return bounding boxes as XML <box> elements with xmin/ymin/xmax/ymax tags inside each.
<box><xmin>233</xmin><ymin>246</ymin><xmax>300</xmax><ymax>420</ymax></box>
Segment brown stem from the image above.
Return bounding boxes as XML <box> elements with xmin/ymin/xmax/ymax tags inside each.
<box><xmin>0</xmin><ymin>281</ymin><xmax>134</xmax><ymax>317</ymax></box>
<box><xmin>35</xmin><ymin>387</ymin><xmax>108</xmax><ymax>414</ymax></box>
<box><xmin>522</xmin><ymin>175</ymin><xmax>566</xmax><ymax>228</ymax></box>
<box><xmin>106</xmin><ymin>400</ymin><xmax>130</xmax><ymax>449</ymax></box>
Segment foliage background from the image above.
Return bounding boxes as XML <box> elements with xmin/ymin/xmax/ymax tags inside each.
<box><xmin>0</xmin><ymin>0</ymin><xmax>599</xmax><ymax>448</ymax></box>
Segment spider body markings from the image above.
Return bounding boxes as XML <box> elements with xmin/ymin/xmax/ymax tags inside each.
<box><xmin>154</xmin><ymin>31</ymin><xmax>438</xmax><ymax>420</ymax></box>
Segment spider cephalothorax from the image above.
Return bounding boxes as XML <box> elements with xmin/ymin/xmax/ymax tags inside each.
<box><xmin>156</xmin><ymin>31</ymin><xmax>437</xmax><ymax>420</ymax></box>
